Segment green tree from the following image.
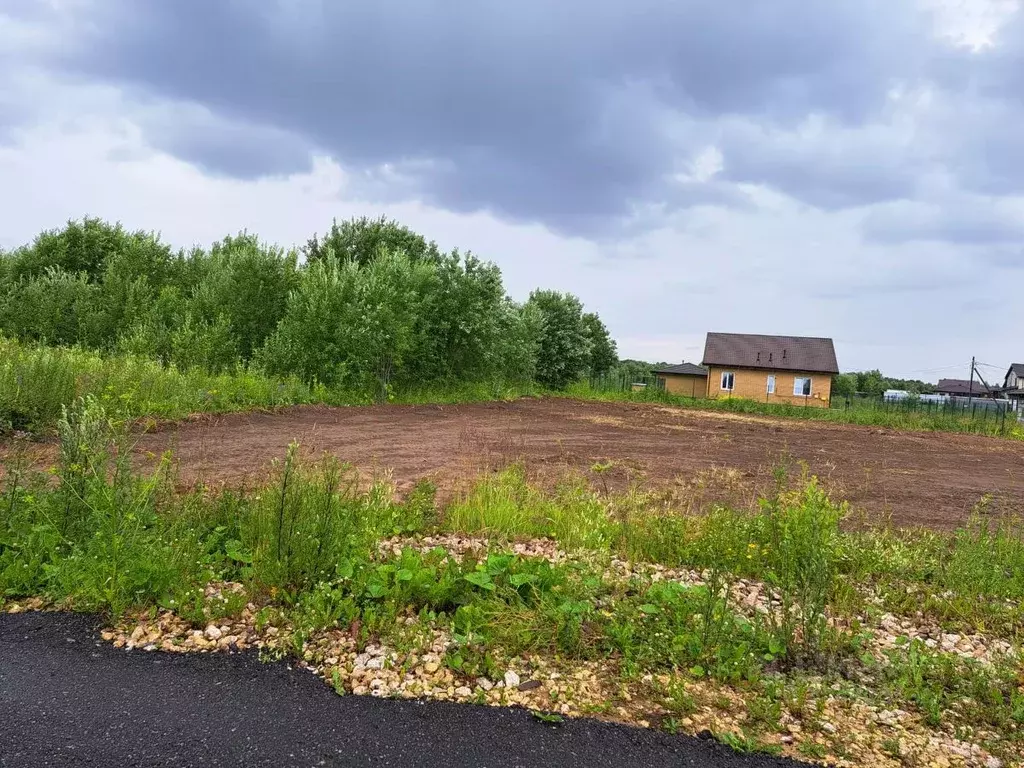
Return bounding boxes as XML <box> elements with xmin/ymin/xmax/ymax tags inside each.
<box><xmin>582</xmin><ymin>312</ymin><xmax>617</xmax><ymax>377</ymax></box>
<box><xmin>305</xmin><ymin>216</ymin><xmax>440</xmax><ymax>267</ymax></box>
<box><xmin>855</xmin><ymin>369</ymin><xmax>886</xmax><ymax>397</ymax></box>
<box><xmin>190</xmin><ymin>234</ymin><xmax>298</xmax><ymax>361</ymax></box>
<box><xmin>6</xmin><ymin>217</ymin><xmax>170</xmax><ymax>284</ymax></box>
<box><xmin>260</xmin><ymin>250</ymin><xmax>432</xmax><ymax>398</ymax></box>
<box><xmin>406</xmin><ymin>250</ymin><xmax>507</xmax><ymax>383</ymax></box>
<box><xmin>116</xmin><ymin>286</ymin><xmax>188</xmax><ymax>365</ymax></box>
<box><xmin>493</xmin><ymin>299</ymin><xmax>542</xmax><ymax>384</ymax></box>
<box><xmin>170</xmin><ymin>313</ymin><xmax>239</xmax><ymax>374</ymax></box>
<box><xmin>526</xmin><ymin>290</ymin><xmax>592</xmax><ymax>390</ymax></box>
<box><xmin>0</xmin><ymin>268</ymin><xmax>100</xmax><ymax>346</ymax></box>
<box><xmin>831</xmin><ymin>373</ymin><xmax>857</xmax><ymax>398</ymax></box>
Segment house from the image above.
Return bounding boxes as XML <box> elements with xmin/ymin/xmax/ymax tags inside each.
<box><xmin>652</xmin><ymin>362</ymin><xmax>708</xmax><ymax>398</ymax></box>
<box><xmin>936</xmin><ymin>379</ymin><xmax>993</xmax><ymax>397</ymax></box>
<box><xmin>1002</xmin><ymin>364</ymin><xmax>1024</xmax><ymax>412</ymax></box>
<box><xmin>701</xmin><ymin>332</ymin><xmax>839</xmax><ymax>407</ymax></box>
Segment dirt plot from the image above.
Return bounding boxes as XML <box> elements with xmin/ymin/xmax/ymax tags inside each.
<box><xmin>126</xmin><ymin>398</ymin><xmax>1024</xmax><ymax>530</ymax></box>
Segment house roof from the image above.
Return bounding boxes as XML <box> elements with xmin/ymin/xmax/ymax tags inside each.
<box><xmin>653</xmin><ymin>362</ymin><xmax>708</xmax><ymax>377</ymax></box>
<box><xmin>701</xmin><ymin>333</ymin><xmax>839</xmax><ymax>374</ymax></box>
<box><xmin>1009</xmin><ymin>363</ymin><xmax>1024</xmax><ymax>377</ymax></box>
<box><xmin>936</xmin><ymin>378</ymin><xmax>993</xmax><ymax>396</ymax></box>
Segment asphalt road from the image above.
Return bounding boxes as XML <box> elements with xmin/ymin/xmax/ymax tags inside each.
<box><xmin>1</xmin><ymin>612</ymin><xmax>810</xmax><ymax>768</ymax></box>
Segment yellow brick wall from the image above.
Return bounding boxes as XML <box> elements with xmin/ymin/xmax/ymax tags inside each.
<box><xmin>705</xmin><ymin>366</ymin><xmax>832</xmax><ymax>407</ymax></box>
<box><xmin>657</xmin><ymin>374</ymin><xmax>707</xmax><ymax>398</ymax></box>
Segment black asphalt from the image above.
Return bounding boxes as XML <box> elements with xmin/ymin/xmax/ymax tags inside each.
<box><xmin>0</xmin><ymin>612</ymin><xmax>811</xmax><ymax>768</ymax></box>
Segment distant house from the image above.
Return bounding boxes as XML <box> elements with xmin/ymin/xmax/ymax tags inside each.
<box><xmin>936</xmin><ymin>379</ymin><xmax>993</xmax><ymax>397</ymax></box>
<box><xmin>652</xmin><ymin>362</ymin><xmax>708</xmax><ymax>398</ymax></box>
<box><xmin>1002</xmin><ymin>364</ymin><xmax>1024</xmax><ymax>411</ymax></box>
<box><xmin>701</xmin><ymin>332</ymin><xmax>839</xmax><ymax>407</ymax></box>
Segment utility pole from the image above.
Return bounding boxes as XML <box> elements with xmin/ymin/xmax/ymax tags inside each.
<box><xmin>969</xmin><ymin>356</ymin><xmax>976</xmax><ymax>400</ymax></box>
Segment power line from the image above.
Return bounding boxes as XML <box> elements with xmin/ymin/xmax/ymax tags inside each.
<box><xmin>903</xmin><ymin>363</ymin><xmax>972</xmax><ymax>375</ymax></box>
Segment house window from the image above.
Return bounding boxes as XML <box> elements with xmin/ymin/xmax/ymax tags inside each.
<box><xmin>766</xmin><ymin>375</ymin><xmax>776</xmax><ymax>395</ymax></box>
<box><xmin>794</xmin><ymin>377</ymin><xmax>812</xmax><ymax>396</ymax></box>
<box><xmin>721</xmin><ymin>371</ymin><xmax>735</xmax><ymax>391</ymax></box>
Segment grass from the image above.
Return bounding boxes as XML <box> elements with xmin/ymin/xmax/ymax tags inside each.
<box><xmin>1</xmin><ymin>399</ymin><xmax>1021</xmax><ymax>762</ymax></box>
<box><xmin>568</xmin><ymin>382</ymin><xmax>1024</xmax><ymax>441</ymax></box>
<box><xmin>0</xmin><ymin>336</ymin><xmax>541</xmax><ymax>435</ymax></box>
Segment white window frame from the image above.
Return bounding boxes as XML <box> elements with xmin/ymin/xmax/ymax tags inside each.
<box><xmin>720</xmin><ymin>371</ymin><xmax>735</xmax><ymax>391</ymax></box>
<box><xmin>794</xmin><ymin>377</ymin><xmax>812</xmax><ymax>397</ymax></box>
<box><xmin>766</xmin><ymin>375</ymin><xmax>776</xmax><ymax>395</ymax></box>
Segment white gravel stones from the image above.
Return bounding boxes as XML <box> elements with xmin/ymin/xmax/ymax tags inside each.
<box><xmin>504</xmin><ymin>670</ymin><xmax>521</xmax><ymax>688</ymax></box>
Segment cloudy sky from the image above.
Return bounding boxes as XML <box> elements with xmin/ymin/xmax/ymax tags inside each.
<box><xmin>1</xmin><ymin>0</ymin><xmax>1022</xmax><ymax>381</ymax></box>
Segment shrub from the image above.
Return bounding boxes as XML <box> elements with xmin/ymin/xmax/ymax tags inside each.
<box><xmin>1</xmin><ymin>398</ymin><xmax>204</xmax><ymax>616</ymax></box>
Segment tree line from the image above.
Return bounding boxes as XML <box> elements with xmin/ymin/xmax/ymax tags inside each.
<box><xmin>0</xmin><ymin>217</ymin><xmax>617</xmax><ymax>397</ymax></box>
<box><xmin>831</xmin><ymin>370</ymin><xmax>938</xmax><ymax>398</ymax></box>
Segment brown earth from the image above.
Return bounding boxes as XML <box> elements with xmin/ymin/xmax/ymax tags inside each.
<box><xmin>117</xmin><ymin>398</ymin><xmax>1024</xmax><ymax>530</ymax></box>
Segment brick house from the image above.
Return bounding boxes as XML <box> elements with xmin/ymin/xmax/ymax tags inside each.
<box><xmin>701</xmin><ymin>332</ymin><xmax>839</xmax><ymax>407</ymax></box>
<box><xmin>652</xmin><ymin>362</ymin><xmax>708</xmax><ymax>397</ymax></box>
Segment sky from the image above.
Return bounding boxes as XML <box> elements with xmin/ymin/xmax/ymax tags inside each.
<box><xmin>0</xmin><ymin>0</ymin><xmax>1022</xmax><ymax>382</ymax></box>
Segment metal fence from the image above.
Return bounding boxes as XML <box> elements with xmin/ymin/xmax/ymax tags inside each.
<box><xmin>838</xmin><ymin>392</ymin><xmax>1018</xmax><ymax>429</ymax></box>
<box><xmin>588</xmin><ymin>373</ymin><xmax>666</xmax><ymax>392</ymax></box>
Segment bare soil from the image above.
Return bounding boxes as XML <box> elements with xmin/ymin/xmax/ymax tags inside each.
<box><xmin>122</xmin><ymin>398</ymin><xmax>1024</xmax><ymax>530</ymax></box>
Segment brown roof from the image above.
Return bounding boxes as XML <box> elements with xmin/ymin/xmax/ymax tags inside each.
<box><xmin>701</xmin><ymin>333</ymin><xmax>838</xmax><ymax>374</ymax></box>
<box><xmin>936</xmin><ymin>378</ymin><xmax>993</xmax><ymax>396</ymax></box>
<box><xmin>653</xmin><ymin>363</ymin><xmax>708</xmax><ymax>377</ymax></box>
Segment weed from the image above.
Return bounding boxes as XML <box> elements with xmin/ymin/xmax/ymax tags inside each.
<box><xmin>531</xmin><ymin>711</ymin><xmax>564</xmax><ymax>725</ymax></box>
<box><xmin>798</xmin><ymin>739</ymin><xmax>828</xmax><ymax>759</ymax></box>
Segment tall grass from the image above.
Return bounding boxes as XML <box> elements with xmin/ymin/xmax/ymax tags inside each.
<box><xmin>0</xmin><ymin>397</ymin><xmax>205</xmax><ymax>616</ymax></box>
<box><xmin>242</xmin><ymin>444</ymin><xmax>427</xmax><ymax>592</ymax></box>
<box><xmin>445</xmin><ymin>465</ymin><xmax>617</xmax><ymax>551</ymax></box>
<box><xmin>568</xmin><ymin>382</ymin><xmax>1024</xmax><ymax>440</ymax></box>
<box><xmin>0</xmin><ymin>337</ymin><xmax>541</xmax><ymax>434</ymax></box>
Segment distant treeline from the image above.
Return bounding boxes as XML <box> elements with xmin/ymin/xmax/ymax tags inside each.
<box><xmin>0</xmin><ymin>217</ymin><xmax>617</xmax><ymax>397</ymax></box>
<box><xmin>831</xmin><ymin>370</ymin><xmax>938</xmax><ymax>398</ymax></box>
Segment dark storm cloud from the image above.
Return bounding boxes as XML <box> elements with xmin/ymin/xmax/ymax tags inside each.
<box><xmin>146</xmin><ymin>113</ymin><xmax>315</xmax><ymax>180</ymax></box>
<box><xmin>716</xmin><ymin>120</ymin><xmax>922</xmax><ymax>209</ymax></box>
<box><xmin>39</xmin><ymin>0</ymin><xmax>942</xmax><ymax>233</ymax></box>
<box><xmin>929</xmin><ymin>12</ymin><xmax>1024</xmax><ymax>198</ymax></box>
